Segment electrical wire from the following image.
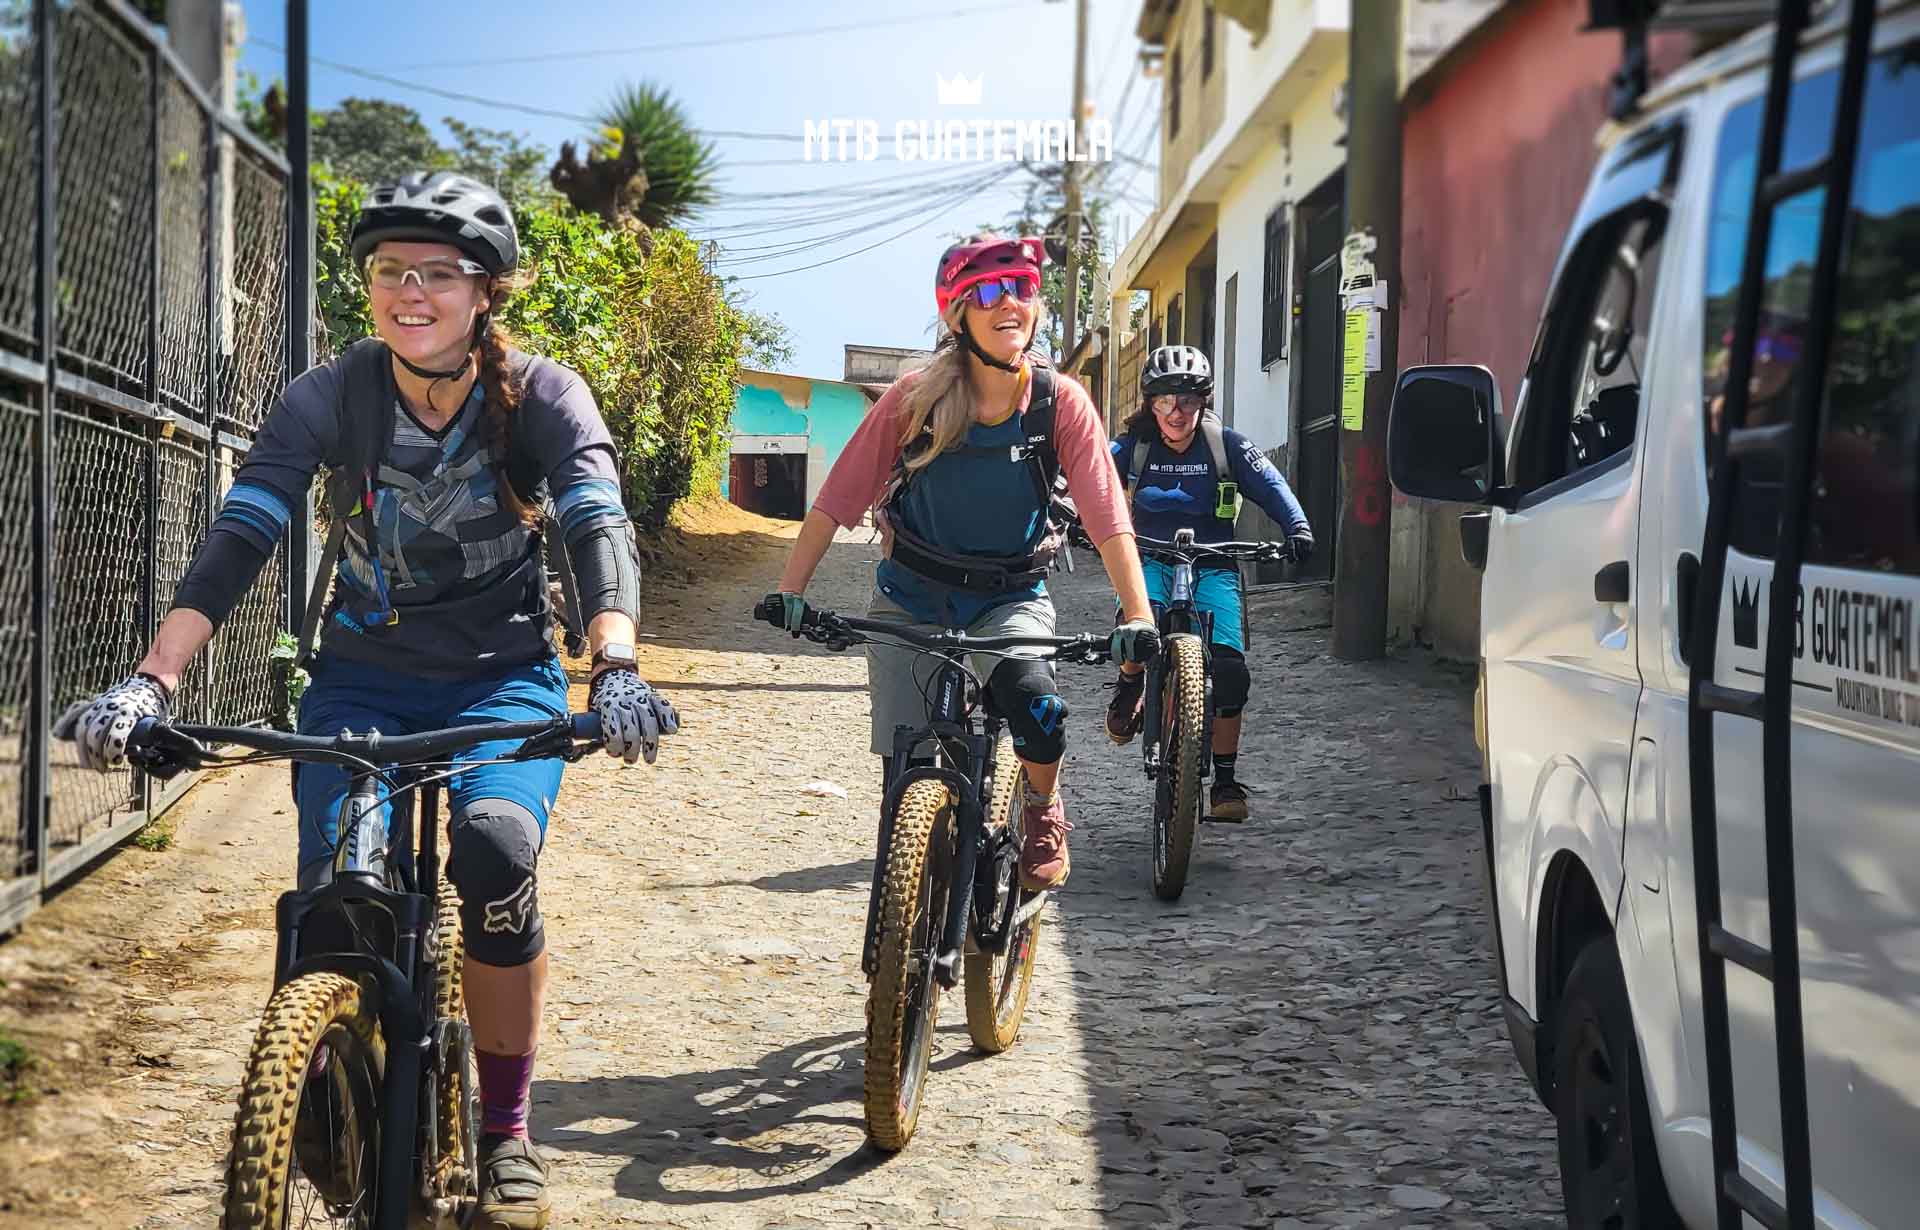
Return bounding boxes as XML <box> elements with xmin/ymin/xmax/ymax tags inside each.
<box><xmin>349</xmin><ymin>2</ymin><xmax>1055</xmax><ymax>71</ymax></box>
<box><xmin>727</xmin><ymin>171</ymin><xmax>1013</xmax><ymax>281</ymax></box>
<box><xmin>714</xmin><ymin>169</ymin><xmax>1013</xmax><ymax>267</ymax></box>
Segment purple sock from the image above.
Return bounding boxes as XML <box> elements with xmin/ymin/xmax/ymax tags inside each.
<box><xmin>476</xmin><ymin>1048</ymin><xmax>536</xmax><ymax>1140</ymax></box>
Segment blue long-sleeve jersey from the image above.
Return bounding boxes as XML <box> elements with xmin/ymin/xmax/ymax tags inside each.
<box><xmin>1110</xmin><ymin>423</ymin><xmax>1311</xmax><ymax>544</ymax></box>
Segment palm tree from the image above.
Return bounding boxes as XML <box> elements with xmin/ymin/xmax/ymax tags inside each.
<box><xmin>592</xmin><ymin>81</ymin><xmax>720</xmax><ymax>229</ymax></box>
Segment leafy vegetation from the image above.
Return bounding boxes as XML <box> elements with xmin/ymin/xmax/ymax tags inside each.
<box><xmin>0</xmin><ymin>1029</ymin><xmax>33</xmax><ymax>1105</ymax></box>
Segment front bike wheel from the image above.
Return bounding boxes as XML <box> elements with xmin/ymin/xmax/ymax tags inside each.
<box><xmin>864</xmin><ymin>777</ymin><xmax>956</xmax><ymax>1152</ymax></box>
<box><xmin>1151</xmin><ymin>635</ymin><xmax>1207</xmax><ymax>901</ymax></box>
<box><xmin>225</xmin><ymin>972</ymin><xmax>384</xmax><ymax>1229</ymax></box>
<box><xmin>964</xmin><ymin>738</ymin><xmax>1042</xmax><ymax>1053</ymax></box>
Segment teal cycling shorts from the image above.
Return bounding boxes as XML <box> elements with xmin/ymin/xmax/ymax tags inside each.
<box><xmin>1137</xmin><ymin>557</ymin><xmax>1245</xmax><ymax>653</ymax></box>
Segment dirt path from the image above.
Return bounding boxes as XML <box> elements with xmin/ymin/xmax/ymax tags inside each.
<box><xmin>0</xmin><ymin>502</ymin><xmax>1561</xmax><ymax>1229</ymax></box>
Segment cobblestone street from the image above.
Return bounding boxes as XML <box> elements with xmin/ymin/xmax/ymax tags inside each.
<box><xmin>0</xmin><ymin>511</ymin><xmax>1562</xmax><ymax>1228</ymax></box>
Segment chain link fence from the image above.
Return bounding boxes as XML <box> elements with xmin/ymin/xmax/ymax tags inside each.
<box><xmin>0</xmin><ymin>1</ymin><xmax>304</xmax><ymax>932</ymax></box>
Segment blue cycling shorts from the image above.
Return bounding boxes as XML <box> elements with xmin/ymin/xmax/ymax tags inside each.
<box><xmin>1138</xmin><ymin>558</ymin><xmax>1246</xmax><ymax>653</ymax></box>
<box><xmin>292</xmin><ymin>653</ymin><xmax>571</xmax><ymax>877</ymax></box>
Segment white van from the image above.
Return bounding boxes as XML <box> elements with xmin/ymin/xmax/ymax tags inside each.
<box><xmin>1386</xmin><ymin>6</ymin><xmax>1920</xmax><ymax>1228</ymax></box>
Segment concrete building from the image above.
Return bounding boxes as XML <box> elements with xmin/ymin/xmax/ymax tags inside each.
<box><xmin>1390</xmin><ymin>0</ymin><xmax>1693</xmax><ymax>654</ymax></box>
<box><xmin>844</xmin><ymin>343</ymin><xmax>933</xmax><ymax>388</ymax></box>
<box><xmin>725</xmin><ymin>369</ymin><xmax>876</xmax><ymax>521</ymax></box>
<box><xmin>1110</xmin><ymin>0</ymin><xmax>1497</xmax><ymax>584</ymax></box>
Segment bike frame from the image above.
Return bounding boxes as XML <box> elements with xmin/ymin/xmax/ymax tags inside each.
<box><xmin>131</xmin><ymin>715</ymin><xmax>596</xmax><ymax>1230</ymax></box>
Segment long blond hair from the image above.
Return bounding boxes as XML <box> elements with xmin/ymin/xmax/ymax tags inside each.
<box><xmin>895</xmin><ymin>293</ymin><xmax>1049</xmax><ymax>471</ymax></box>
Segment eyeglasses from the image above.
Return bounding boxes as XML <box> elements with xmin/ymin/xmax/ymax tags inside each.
<box><xmin>364</xmin><ymin>255</ymin><xmax>487</xmax><ymax>293</ymax></box>
<box><xmin>1150</xmin><ymin>393</ymin><xmax>1206</xmax><ymax>415</ymax></box>
<box><xmin>966</xmin><ymin>274</ymin><xmax>1039</xmax><ymax>310</ymax></box>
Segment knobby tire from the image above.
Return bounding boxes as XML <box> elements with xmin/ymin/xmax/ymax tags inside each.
<box><xmin>223</xmin><ymin>972</ymin><xmax>383</xmax><ymax>1229</ymax></box>
<box><xmin>964</xmin><ymin>736</ymin><xmax>1042</xmax><ymax>1053</ymax></box>
<box><xmin>1152</xmin><ymin>635</ymin><xmax>1208</xmax><ymax>901</ymax></box>
<box><xmin>864</xmin><ymin>778</ymin><xmax>954</xmax><ymax>1152</ymax></box>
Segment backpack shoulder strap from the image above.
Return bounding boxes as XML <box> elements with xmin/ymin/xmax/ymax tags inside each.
<box><xmin>1202</xmin><ymin>416</ymin><xmax>1231</xmax><ymax>482</ymax></box>
<box><xmin>1128</xmin><ymin>433</ymin><xmax>1150</xmax><ymax>502</ymax></box>
<box><xmin>1022</xmin><ymin>364</ymin><xmax>1060</xmax><ymax>483</ymax></box>
<box><xmin>298</xmin><ymin>340</ymin><xmax>394</xmax><ymax>668</ymax></box>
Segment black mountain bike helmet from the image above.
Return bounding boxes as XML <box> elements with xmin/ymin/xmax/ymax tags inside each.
<box><xmin>349</xmin><ymin>172</ymin><xmax>519</xmax><ymax>275</ymax></box>
<box><xmin>1141</xmin><ymin>345</ymin><xmax>1213</xmax><ymax>398</ymax></box>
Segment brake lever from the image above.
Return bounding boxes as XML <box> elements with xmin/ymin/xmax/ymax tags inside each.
<box><xmin>126</xmin><ymin>720</ymin><xmax>209</xmax><ymax>781</ymax></box>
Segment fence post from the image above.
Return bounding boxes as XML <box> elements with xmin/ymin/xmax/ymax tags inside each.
<box><xmin>200</xmin><ymin>97</ymin><xmax>219</xmax><ymax>722</ymax></box>
<box><xmin>284</xmin><ymin>0</ymin><xmax>312</xmax><ymax>636</ymax></box>
<box><xmin>28</xmin><ymin>0</ymin><xmax>57</xmax><ymax>894</ymax></box>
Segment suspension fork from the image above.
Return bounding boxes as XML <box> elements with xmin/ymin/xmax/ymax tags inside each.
<box><xmin>861</xmin><ymin>752</ymin><xmax>901</xmax><ymax>977</ymax></box>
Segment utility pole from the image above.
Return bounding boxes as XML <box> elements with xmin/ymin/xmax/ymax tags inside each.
<box><xmin>1332</xmin><ymin>0</ymin><xmax>1401</xmax><ymax>661</ymax></box>
<box><xmin>1063</xmin><ymin>0</ymin><xmax>1090</xmax><ymax>363</ymax></box>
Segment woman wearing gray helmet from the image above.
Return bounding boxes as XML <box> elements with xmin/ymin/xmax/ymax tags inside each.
<box><xmin>54</xmin><ymin>171</ymin><xmax>677</xmax><ymax>1227</ymax></box>
<box><xmin>1105</xmin><ymin>344</ymin><xmax>1313</xmax><ymax>821</ymax></box>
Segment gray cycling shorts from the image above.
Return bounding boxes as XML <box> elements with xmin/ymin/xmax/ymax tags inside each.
<box><xmin>863</xmin><ymin>587</ymin><xmax>1056</xmax><ymax>756</ymax></box>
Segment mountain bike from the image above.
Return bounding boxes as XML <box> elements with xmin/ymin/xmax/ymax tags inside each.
<box><xmin>1129</xmin><ymin>531</ymin><xmax>1293</xmax><ymax>901</ymax></box>
<box><xmin>120</xmin><ymin>711</ymin><xmax>604</xmax><ymax>1230</ymax></box>
<box><xmin>753</xmin><ymin>597</ymin><xmax>1117</xmax><ymax>1151</ymax></box>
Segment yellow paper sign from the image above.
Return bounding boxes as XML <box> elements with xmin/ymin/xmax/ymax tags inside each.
<box><xmin>1342</xmin><ymin>310</ymin><xmax>1369</xmax><ymax>430</ymax></box>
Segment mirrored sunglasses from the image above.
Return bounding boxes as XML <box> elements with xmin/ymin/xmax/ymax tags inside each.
<box><xmin>968</xmin><ymin>274</ymin><xmax>1039</xmax><ymax>310</ymax></box>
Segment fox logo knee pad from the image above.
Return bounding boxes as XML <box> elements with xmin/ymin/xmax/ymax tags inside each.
<box><xmin>447</xmin><ymin>799</ymin><xmax>546</xmax><ymax>966</ymax></box>
<box><xmin>989</xmin><ymin>659</ymin><xmax>1069</xmax><ymax>765</ymax></box>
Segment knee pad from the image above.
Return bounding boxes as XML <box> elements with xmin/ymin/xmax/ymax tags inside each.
<box><xmin>988</xmin><ymin>658</ymin><xmax>1068</xmax><ymax>765</ymax></box>
<box><xmin>1212</xmin><ymin>647</ymin><xmax>1250</xmax><ymax>718</ymax></box>
<box><xmin>447</xmin><ymin>798</ymin><xmax>546</xmax><ymax>967</ymax></box>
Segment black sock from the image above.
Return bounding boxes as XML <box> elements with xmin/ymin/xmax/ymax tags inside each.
<box><xmin>1213</xmin><ymin>753</ymin><xmax>1237</xmax><ymax>784</ymax></box>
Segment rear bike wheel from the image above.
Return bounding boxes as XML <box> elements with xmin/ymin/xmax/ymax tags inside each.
<box><xmin>964</xmin><ymin>738</ymin><xmax>1042</xmax><ymax>1053</ymax></box>
<box><xmin>224</xmin><ymin>972</ymin><xmax>384</xmax><ymax>1229</ymax></box>
<box><xmin>864</xmin><ymin>777</ymin><xmax>956</xmax><ymax>1152</ymax></box>
<box><xmin>1151</xmin><ymin>635</ymin><xmax>1207</xmax><ymax>901</ymax></box>
<box><xmin>423</xmin><ymin>896</ymin><xmax>478</xmax><ymax>1228</ymax></box>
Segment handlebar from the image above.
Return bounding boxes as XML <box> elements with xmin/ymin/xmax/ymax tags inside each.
<box><xmin>1130</xmin><ymin>534</ymin><xmax>1296</xmax><ymax>563</ymax></box>
<box><xmin>753</xmin><ymin>596</ymin><xmax>1114</xmax><ymax>664</ymax></box>
<box><xmin>126</xmin><ymin>712</ymin><xmax>604</xmax><ymax>779</ymax></box>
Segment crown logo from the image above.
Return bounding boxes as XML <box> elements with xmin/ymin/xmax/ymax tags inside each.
<box><xmin>1732</xmin><ymin>577</ymin><xmax>1761</xmax><ymax>650</ymax></box>
<box><xmin>937</xmin><ymin>72</ymin><xmax>984</xmax><ymax>107</ymax></box>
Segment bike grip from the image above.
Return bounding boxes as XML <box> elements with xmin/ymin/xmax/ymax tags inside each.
<box><xmin>570</xmin><ymin>712</ymin><xmax>604</xmax><ymax>743</ymax></box>
<box><xmin>127</xmin><ymin>716</ymin><xmax>161</xmax><ymax>750</ymax></box>
<box><xmin>753</xmin><ymin>595</ymin><xmax>784</xmax><ymax>626</ymax></box>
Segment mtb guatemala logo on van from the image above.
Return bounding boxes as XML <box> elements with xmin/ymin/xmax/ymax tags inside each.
<box><xmin>1725</xmin><ymin>562</ymin><xmax>1920</xmax><ymax>735</ymax></box>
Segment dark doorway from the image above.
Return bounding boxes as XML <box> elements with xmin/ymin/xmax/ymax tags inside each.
<box><xmin>1292</xmin><ymin>170</ymin><xmax>1344</xmax><ymax>582</ymax></box>
<box><xmin>728</xmin><ymin>453</ymin><xmax>808</xmax><ymax>521</ymax></box>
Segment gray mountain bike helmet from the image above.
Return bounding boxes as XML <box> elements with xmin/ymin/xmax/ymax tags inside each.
<box><xmin>1141</xmin><ymin>345</ymin><xmax>1213</xmax><ymax>398</ymax></box>
<box><xmin>349</xmin><ymin>172</ymin><xmax>519</xmax><ymax>275</ymax></box>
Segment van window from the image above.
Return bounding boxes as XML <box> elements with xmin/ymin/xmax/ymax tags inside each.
<box><xmin>1701</xmin><ymin>39</ymin><xmax>1920</xmax><ymax>575</ymax></box>
<box><xmin>1508</xmin><ymin>208</ymin><xmax>1668</xmax><ymax>495</ymax></box>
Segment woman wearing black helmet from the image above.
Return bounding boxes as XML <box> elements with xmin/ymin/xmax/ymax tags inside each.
<box><xmin>55</xmin><ymin>170</ymin><xmax>678</xmax><ymax>1227</ymax></box>
<box><xmin>1106</xmin><ymin>344</ymin><xmax>1313</xmax><ymax>821</ymax></box>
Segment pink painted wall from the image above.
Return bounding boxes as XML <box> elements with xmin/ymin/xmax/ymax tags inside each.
<box><xmin>1392</xmin><ymin>0</ymin><xmax>1691</xmax><ymax>655</ymax></box>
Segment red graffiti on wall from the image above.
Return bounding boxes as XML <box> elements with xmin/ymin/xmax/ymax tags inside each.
<box><xmin>1354</xmin><ymin>444</ymin><xmax>1387</xmax><ymax>528</ymax></box>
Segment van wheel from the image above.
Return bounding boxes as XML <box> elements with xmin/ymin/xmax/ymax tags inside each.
<box><xmin>1553</xmin><ymin>937</ymin><xmax>1681</xmax><ymax>1230</ymax></box>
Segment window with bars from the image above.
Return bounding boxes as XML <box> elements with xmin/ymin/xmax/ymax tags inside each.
<box><xmin>1261</xmin><ymin>206</ymin><xmax>1289</xmax><ymax>366</ymax></box>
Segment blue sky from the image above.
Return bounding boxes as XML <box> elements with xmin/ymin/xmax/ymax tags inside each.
<box><xmin>238</xmin><ymin>0</ymin><xmax>1157</xmax><ymax>381</ymax></box>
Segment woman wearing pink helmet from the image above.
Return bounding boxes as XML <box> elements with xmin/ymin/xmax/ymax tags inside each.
<box><xmin>764</xmin><ymin>233</ymin><xmax>1157</xmax><ymax>889</ymax></box>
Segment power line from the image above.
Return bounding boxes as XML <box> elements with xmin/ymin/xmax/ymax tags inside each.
<box><xmin>356</xmin><ymin>2</ymin><xmax>1051</xmax><ymax>71</ymax></box>
<box><xmin>714</xmin><ymin>168</ymin><xmax>1014</xmax><ymax>266</ymax></box>
<box><xmin>249</xmin><ymin>41</ymin><xmax>808</xmax><ymax>142</ymax></box>
<box><xmin>728</xmin><ymin>174</ymin><xmax>1012</xmax><ymax>281</ymax></box>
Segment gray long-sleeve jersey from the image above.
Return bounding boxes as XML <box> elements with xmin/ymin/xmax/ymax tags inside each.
<box><xmin>173</xmin><ymin>348</ymin><xmax>638</xmax><ymax>679</ymax></box>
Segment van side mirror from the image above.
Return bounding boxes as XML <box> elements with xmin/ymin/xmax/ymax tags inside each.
<box><xmin>1386</xmin><ymin>364</ymin><xmax>1508</xmax><ymax>507</ymax></box>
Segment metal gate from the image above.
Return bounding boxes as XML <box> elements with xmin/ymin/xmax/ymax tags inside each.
<box><xmin>0</xmin><ymin>0</ymin><xmax>302</xmax><ymax>933</ymax></box>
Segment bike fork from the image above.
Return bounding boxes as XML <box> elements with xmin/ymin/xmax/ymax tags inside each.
<box><xmin>862</xmin><ymin>756</ymin><xmax>899</xmax><ymax>978</ymax></box>
<box><xmin>933</xmin><ymin>797</ymin><xmax>981</xmax><ymax>990</ymax></box>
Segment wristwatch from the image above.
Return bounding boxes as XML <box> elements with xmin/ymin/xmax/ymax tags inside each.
<box><xmin>591</xmin><ymin>642</ymin><xmax>637</xmax><ymax>673</ymax></box>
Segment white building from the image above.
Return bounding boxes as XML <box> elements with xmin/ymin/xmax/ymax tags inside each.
<box><xmin>1106</xmin><ymin>0</ymin><xmax>1494</xmax><ymax>578</ymax></box>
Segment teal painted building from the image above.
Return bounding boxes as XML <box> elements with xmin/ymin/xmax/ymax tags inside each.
<box><xmin>725</xmin><ymin>368</ymin><xmax>882</xmax><ymax>521</ymax></box>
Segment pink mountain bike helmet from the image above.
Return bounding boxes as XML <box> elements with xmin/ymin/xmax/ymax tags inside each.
<box><xmin>935</xmin><ymin>235</ymin><xmax>1047</xmax><ymax>314</ymax></box>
